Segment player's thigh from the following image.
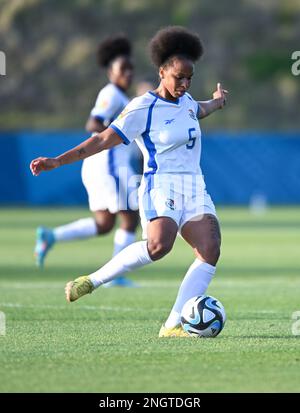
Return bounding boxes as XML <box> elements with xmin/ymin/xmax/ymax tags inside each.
<box><xmin>146</xmin><ymin>217</ymin><xmax>178</xmax><ymax>260</ymax></box>
<box><xmin>181</xmin><ymin>214</ymin><xmax>221</xmax><ymax>263</ymax></box>
<box><xmin>118</xmin><ymin>210</ymin><xmax>140</xmax><ymax>232</ymax></box>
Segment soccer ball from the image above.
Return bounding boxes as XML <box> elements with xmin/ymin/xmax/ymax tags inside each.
<box><xmin>181</xmin><ymin>295</ymin><xmax>226</xmax><ymax>337</ymax></box>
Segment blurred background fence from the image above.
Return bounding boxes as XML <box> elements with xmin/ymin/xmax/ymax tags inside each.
<box><xmin>1</xmin><ymin>131</ymin><xmax>299</xmax><ymax>206</ymax></box>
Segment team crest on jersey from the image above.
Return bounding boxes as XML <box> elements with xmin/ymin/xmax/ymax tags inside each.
<box><xmin>117</xmin><ymin>108</ymin><xmax>129</xmax><ymax>120</ymax></box>
<box><xmin>188</xmin><ymin>109</ymin><xmax>197</xmax><ymax>120</ymax></box>
<box><xmin>165</xmin><ymin>199</ymin><xmax>175</xmax><ymax>210</ymax></box>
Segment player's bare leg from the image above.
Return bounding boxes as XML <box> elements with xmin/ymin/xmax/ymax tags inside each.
<box><xmin>93</xmin><ymin>210</ymin><xmax>116</xmax><ymax>234</ymax></box>
<box><xmin>146</xmin><ymin>217</ymin><xmax>178</xmax><ymax>261</ymax></box>
<box><xmin>181</xmin><ymin>214</ymin><xmax>221</xmax><ymax>265</ymax></box>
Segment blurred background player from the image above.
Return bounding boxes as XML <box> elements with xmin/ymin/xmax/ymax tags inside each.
<box><xmin>34</xmin><ymin>34</ymin><xmax>140</xmax><ymax>287</ymax></box>
<box><xmin>135</xmin><ymin>79</ymin><xmax>155</xmax><ymax>97</ymax></box>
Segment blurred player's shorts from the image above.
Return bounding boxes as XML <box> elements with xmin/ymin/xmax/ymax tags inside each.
<box><xmin>82</xmin><ymin>153</ymin><xmax>139</xmax><ymax>213</ymax></box>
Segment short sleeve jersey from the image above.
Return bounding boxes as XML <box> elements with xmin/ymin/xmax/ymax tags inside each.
<box><xmin>110</xmin><ymin>91</ymin><xmax>202</xmax><ymax>176</ymax></box>
<box><xmin>90</xmin><ymin>83</ymin><xmax>129</xmax><ymax>125</ymax></box>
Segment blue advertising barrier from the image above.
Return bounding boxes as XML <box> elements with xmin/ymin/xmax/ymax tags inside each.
<box><xmin>1</xmin><ymin>131</ymin><xmax>300</xmax><ymax>205</ymax></box>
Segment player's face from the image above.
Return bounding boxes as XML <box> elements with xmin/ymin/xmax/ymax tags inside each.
<box><xmin>109</xmin><ymin>56</ymin><xmax>134</xmax><ymax>91</ymax></box>
<box><xmin>160</xmin><ymin>58</ymin><xmax>194</xmax><ymax>99</ymax></box>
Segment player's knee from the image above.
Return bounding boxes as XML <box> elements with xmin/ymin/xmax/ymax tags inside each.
<box><xmin>147</xmin><ymin>239</ymin><xmax>173</xmax><ymax>261</ymax></box>
<box><xmin>95</xmin><ymin>220</ymin><xmax>114</xmax><ymax>235</ymax></box>
<box><xmin>93</xmin><ymin>211</ymin><xmax>116</xmax><ymax>235</ymax></box>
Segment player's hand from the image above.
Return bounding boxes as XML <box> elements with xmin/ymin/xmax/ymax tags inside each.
<box><xmin>213</xmin><ymin>83</ymin><xmax>228</xmax><ymax>109</ymax></box>
<box><xmin>30</xmin><ymin>157</ymin><xmax>60</xmax><ymax>176</ymax></box>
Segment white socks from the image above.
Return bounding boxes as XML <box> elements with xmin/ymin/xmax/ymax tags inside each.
<box><xmin>53</xmin><ymin>217</ymin><xmax>97</xmax><ymax>242</ymax></box>
<box><xmin>53</xmin><ymin>221</ymin><xmax>136</xmax><ymax>250</ymax></box>
<box><xmin>89</xmin><ymin>241</ymin><xmax>152</xmax><ymax>287</ymax></box>
<box><xmin>164</xmin><ymin>259</ymin><xmax>216</xmax><ymax>328</ymax></box>
<box><xmin>113</xmin><ymin>229</ymin><xmax>136</xmax><ymax>256</ymax></box>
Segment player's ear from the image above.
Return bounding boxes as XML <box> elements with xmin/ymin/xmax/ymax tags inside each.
<box><xmin>159</xmin><ymin>66</ymin><xmax>164</xmax><ymax>80</ymax></box>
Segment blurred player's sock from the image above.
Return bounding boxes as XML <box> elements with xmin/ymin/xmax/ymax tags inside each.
<box><xmin>35</xmin><ymin>218</ymin><xmax>97</xmax><ymax>268</ymax></box>
<box><xmin>164</xmin><ymin>259</ymin><xmax>216</xmax><ymax>328</ymax></box>
<box><xmin>53</xmin><ymin>217</ymin><xmax>97</xmax><ymax>241</ymax></box>
<box><xmin>104</xmin><ymin>229</ymin><xmax>137</xmax><ymax>288</ymax></box>
<box><xmin>89</xmin><ymin>240</ymin><xmax>152</xmax><ymax>288</ymax></box>
<box><xmin>34</xmin><ymin>226</ymin><xmax>55</xmax><ymax>268</ymax></box>
<box><xmin>113</xmin><ymin>228</ymin><xmax>136</xmax><ymax>254</ymax></box>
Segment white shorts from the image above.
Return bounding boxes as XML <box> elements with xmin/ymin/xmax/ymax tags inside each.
<box><xmin>81</xmin><ymin>149</ymin><xmax>139</xmax><ymax>213</ymax></box>
<box><xmin>138</xmin><ymin>174</ymin><xmax>217</xmax><ymax>239</ymax></box>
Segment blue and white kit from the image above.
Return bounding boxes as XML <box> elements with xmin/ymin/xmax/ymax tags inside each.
<box><xmin>110</xmin><ymin>91</ymin><xmax>217</xmax><ymax>238</ymax></box>
<box><xmin>81</xmin><ymin>83</ymin><xmax>139</xmax><ymax>213</ymax></box>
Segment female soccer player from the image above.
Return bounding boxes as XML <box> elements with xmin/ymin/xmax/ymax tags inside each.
<box><xmin>31</xmin><ymin>26</ymin><xmax>228</xmax><ymax>336</ymax></box>
<box><xmin>34</xmin><ymin>35</ymin><xmax>139</xmax><ymax>287</ymax></box>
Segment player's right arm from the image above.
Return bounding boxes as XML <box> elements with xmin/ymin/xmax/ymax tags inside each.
<box><xmin>30</xmin><ymin>128</ymin><xmax>123</xmax><ymax>176</ymax></box>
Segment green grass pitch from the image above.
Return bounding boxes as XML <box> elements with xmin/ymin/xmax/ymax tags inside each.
<box><xmin>0</xmin><ymin>207</ymin><xmax>300</xmax><ymax>393</ymax></box>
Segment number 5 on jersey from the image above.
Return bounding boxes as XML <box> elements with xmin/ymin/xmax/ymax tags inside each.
<box><xmin>186</xmin><ymin>127</ymin><xmax>197</xmax><ymax>149</ymax></box>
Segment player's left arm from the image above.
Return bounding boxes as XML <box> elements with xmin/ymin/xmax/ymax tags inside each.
<box><xmin>197</xmin><ymin>83</ymin><xmax>228</xmax><ymax>119</ymax></box>
<box><xmin>30</xmin><ymin>128</ymin><xmax>123</xmax><ymax>176</ymax></box>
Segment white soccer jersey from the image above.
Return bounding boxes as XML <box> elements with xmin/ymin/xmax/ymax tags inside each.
<box><xmin>111</xmin><ymin>91</ymin><xmax>202</xmax><ymax>177</ymax></box>
<box><xmin>110</xmin><ymin>91</ymin><xmax>216</xmax><ymax>236</ymax></box>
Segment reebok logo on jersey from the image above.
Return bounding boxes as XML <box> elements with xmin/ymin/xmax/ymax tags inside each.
<box><xmin>164</xmin><ymin>118</ymin><xmax>175</xmax><ymax>125</ymax></box>
<box><xmin>165</xmin><ymin>199</ymin><xmax>175</xmax><ymax>210</ymax></box>
<box><xmin>188</xmin><ymin>109</ymin><xmax>197</xmax><ymax>121</ymax></box>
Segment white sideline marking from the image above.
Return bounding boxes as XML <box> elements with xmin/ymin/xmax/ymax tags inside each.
<box><xmin>0</xmin><ymin>302</ymin><xmax>169</xmax><ymax>312</ymax></box>
<box><xmin>0</xmin><ymin>311</ymin><xmax>5</xmax><ymax>335</ymax></box>
<box><xmin>0</xmin><ymin>303</ymin><xmax>136</xmax><ymax>312</ymax></box>
<box><xmin>0</xmin><ymin>280</ymin><xmax>180</xmax><ymax>289</ymax></box>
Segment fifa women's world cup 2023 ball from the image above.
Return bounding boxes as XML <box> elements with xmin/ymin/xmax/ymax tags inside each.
<box><xmin>181</xmin><ymin>295</ymin><xmax>226</xmax><ymax>337</ymax></box>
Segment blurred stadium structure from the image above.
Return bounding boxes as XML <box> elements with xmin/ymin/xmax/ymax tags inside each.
<box><xmin>0</xmin><ymin>0</ymin><xmax>299</xmax><ymax>205</ymax></box>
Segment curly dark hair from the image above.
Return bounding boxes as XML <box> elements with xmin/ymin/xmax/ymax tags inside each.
<box><xmin>149</xmin><ymin>26</ymin><xmax>203</xmax><ymax>67</ymax></box>
<box><xmin>97</xmin><ymin>34</ymin><xmax>132</xmax><ymax>68</ymax></box>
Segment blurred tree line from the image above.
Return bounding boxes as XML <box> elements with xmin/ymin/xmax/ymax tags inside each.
<box><xmin>0</xmin><ymin>0</ymin><xmax>299</xmax><ymax>130</ymax></box>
